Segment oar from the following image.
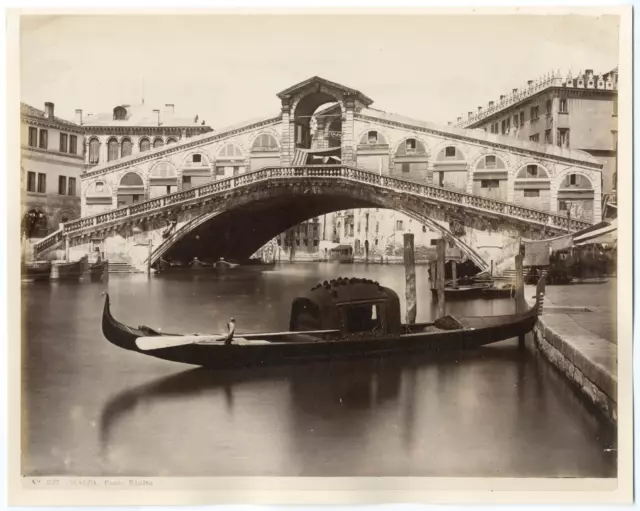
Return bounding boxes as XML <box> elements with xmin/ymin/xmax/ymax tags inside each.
<box><xmin>136</xmin><ymin>329</ymin><xmax>340</xmax><ymax>351</ymax></box>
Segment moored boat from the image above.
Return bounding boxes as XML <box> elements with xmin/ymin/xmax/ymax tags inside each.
<box><xmin>89</xmin><ymin>260</ymin><xmax>109</xmax><ymax>280</ymax></box>
<box><xmin>22</xmin><ymin>261</ymin><xmax>52</xmax><ymax>281</ymax></box>
<box><xmin>52</xmin><ymin>256</ymin><xmax>87</xmax><ymax>280</ymax></box>
<box><xmin>102</xmin><ymin>276</ymin><xmax>546</xmax><ymax>370</ymax></box>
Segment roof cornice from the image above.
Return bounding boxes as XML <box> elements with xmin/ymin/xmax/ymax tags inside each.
<box><xmin>22</xmin><ymin>115</ymin><xmax>84</xmax><ymax>134</ymax></box>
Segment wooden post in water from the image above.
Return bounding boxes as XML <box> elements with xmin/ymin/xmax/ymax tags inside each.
<box><xmin>403</xmin><ymin>233</ymin><xmax>417</xmax><ymax>325</ymax></box>
<box><xmin>147</xmin><ymin>238</ymin><xmax>152</xmax><ymax>276</ymax></box>
<box><xmin>490</xmin><ymin>259</ymin><xmax>494</xmax><ymax>277</ymax></box>
<box><xmin>436</xmin><ymin>238</ymin><xmax>446</xmax><ymax>318</ymax></box>
<box><xmin>452</xmin><ymin>260</ymin><xmax>458</xmax><ymax>289</ymax></box>
<box><xmin>515</xmin><ymin>253</ymin><xmax>526</xmax><ymax>346</ymax></box>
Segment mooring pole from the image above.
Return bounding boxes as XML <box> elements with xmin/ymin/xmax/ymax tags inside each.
<box><xmin>490</xmin><ymin>259</ymin><xmax>494</xmax><ymax>277</ymax></box>
<box><xmin>452</xmin><ymin>260</ymin><xmax>458</xmax><ymax>289</ymax></box>
<box><xmin>403</xmin><ymin>233</ymin><xmax>417</xmax><ymax>325</ymax></box>
<box><xmin>147</xmin><ymin>238</ymin><xmax>152</xmax><ymax>276</ymax></box>
<box><xmin>515</xmin><ymin>253</ymin><xmax>526</xmax><ymax>346</ymax></box>
<box><xmin>436</xmin><ymin>238</ymin><xmax>446</xmax><ymax>318</ymax></box>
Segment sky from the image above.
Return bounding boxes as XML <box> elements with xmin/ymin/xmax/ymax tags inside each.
<box><xmin>19</xmin><ymin>13</ymin><xmax>620</xmax><ymax>129</ymax></box>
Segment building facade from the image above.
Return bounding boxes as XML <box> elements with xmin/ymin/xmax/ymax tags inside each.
<box><xmin>77</xmin><ymin>102</ymin><xmax>212</xmax><ymax>175</ymax></box>
<box><xmin>21</xmin><ymin>102</ymin><xmax>85</xmax><ymax>239</ymax></box>
<box><xmin>454</xmin><ymin>68</ymin><xmax>618</xmax><ymax>204</ymax></box>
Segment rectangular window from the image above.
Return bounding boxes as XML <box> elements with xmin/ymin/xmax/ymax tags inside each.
<box><xmin>37</xmin><ymin>173</ymin><xmax>46</xmax><ymax>193</ymax></box>
<box><xmin>59</xmin><ymin>133</ymin><xmax>68</xmax><ymax>153</ymax></box>
<box><xmin>401</xmin><ymin>162</ymin><xmax>410</xmax><ymax>173</ymax></box>
<box><xmin>557</xmin><ymin>129</ymin><xmax>570</xmax><ymax>148</ymax></box>
<box><xmin>183</xmin><ymin>176</ymin><xmax>192</xmax><ymax>189</ymax></box>
<box><xmin>485</xmin><ymin>155</ymin><xmax>496</xmax><ymax>168</ymax></box>
<box><xmin>546</xmin><ymin>99</ymin><xmax>552</xmax><ymax>114</ymax></box>
<box><xmin>39</xmin><ymin>129</ymin><xmax>48</xmax><ymax>149</ymax></box>
<box><xmin>570</xmin><ymin>174</ymin><xmax>577</xmax><ymax>186</ymax></box>
<box><xmin>513</xmin><ymin>115</ymin><xmax>518</xmax><ymax>127</ymax></box>
<box><xmin>368</xmin><ymin>131</ymin><xmax>377</xmax><ymax>144</ymax></box>
<box><xmin>529</xmin><ymin>134</ymin><xmax>539</xmax><ymax>142</ymax></box>
<box><xmin>520</xmin><ymin>111</ymin><xmax>525</xmax><ymax>126</ymax></box>
<box><xmin>192</xmin><ymin>154</ymin><xmax>202</xmax><ymax>163</ymax></box>
<box><xmin>68</xmin><ymin>177</ymin><xmax>76</xmax><ymax>196</ymax></box>
<box><xmin>506</xmin><ymin>118</ymin><xmax>510</xmax><ymax>132</ymax></box>
<box><xmin>526</xmin><ymin>165</ymin><xmax>538</xmax><ymax>178</ymax></box>
<box><xmin>215</xmin><ymin>166</ymin><xmax>225</xmax><ymax>176</ymax></box>
<box><xmin>481</xmin><ymin>179</ymin><xmax>499</xmax><ymax>189</ymax></box>
<box><xmin>501</xmin><ymin>120</ymin><xmax>506</xmax><ymax>134</ymax></box>
<box><xmin>406</xmin><ymin>139</ymin><xmax>416</xmax><ymax>151</ymax></box>
<box><xmin>28</xmin><ymin>127</ymin><xmax>37</xmax><ymax>147</ymax></box>
<box><xmin>396</xmin><ymin>220</ymin><xmax>403</xmax><ymax>230</ymax></box>
<box><xmin>544</xmin><ymin>130</ymin><xmax>552</xmax><ymax>144</ymax></box>
<box><xmin>559</xmin><ymin>99</ymin><xmax>568</xmax><ymax>113</ymax></box>
<box><xmin>530</xmin><ymin>106</ymin><xmax>539</xmax><ymax>121</ymax></box>
<box><xmin>132</xmin><ymin>195</ymin><xmax>140</xmax><ymax>203</ymax></box>
<box><xmin>27</xmin><ymin>171</ymin><xmax>36</xmax><ymax>192</ymax></box>
<box><xmin>438</xmin><ymin>172</ymin><xmax>444</xmax><ymax>187</ymax></box>
<box><xmin>430</xmin><ymin>239</ymin><xmax>438</xmax><ymax>246</ymax></box>
<box><xmin>445</xmin><ymin>146</ymin><xmax>456</xmax><ymax>158</ymax></box>
<box><xmin>558</xmin><ymin>200</ymin><xmax>567</xmax><ymax>211</ymax></box>
<box><xmin>58</xmin><ymin>175</ymin><xmax>67</xmax><ymax>195</ymax></box>
<box><xmin>524</xmin><ymin>190</ymin><xmax>540</xmax><ymax>198</ymax></box>
<box><xmin>69</xmin><ymin>135</ymin><xmax>77</xmax><ymax>154</ymax></box>
<box><xmin>233</xmin><ymin>166</ymin><xmax>240</xmax><ymax>176</ymax></box>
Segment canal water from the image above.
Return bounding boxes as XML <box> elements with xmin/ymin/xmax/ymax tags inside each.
<box><xmin>21</xmin><ymin>263</ymin><xmax>616</xmax><ymax>477</ymax></box>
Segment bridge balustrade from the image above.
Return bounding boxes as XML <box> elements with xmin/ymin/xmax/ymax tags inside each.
<box><xmin>34</xmin><ymin>164</ymin><xmax>593</xmax><ymax>256</ymax></box>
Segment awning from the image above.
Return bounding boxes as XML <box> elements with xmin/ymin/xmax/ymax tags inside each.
<box><xmin>573</xmin><ymin>219</ymin><xmax>617</xmax><ymax>245</ymax></box>
<box><xmin>331</xmin><ymin>244</ymin><xmax>352</xmax><ymax>251</ymax></box>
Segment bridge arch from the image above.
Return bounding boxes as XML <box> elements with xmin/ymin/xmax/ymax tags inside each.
<box><xmin>149</xmin><ymin>179</ymin><xmax>487</xmax><ymax>270</ymax></box>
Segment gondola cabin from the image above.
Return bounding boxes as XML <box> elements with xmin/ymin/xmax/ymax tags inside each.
<box><xmin>289</xmin><ymin>278</ymin><xmax>402</xmax><ymax>338</ymax></box>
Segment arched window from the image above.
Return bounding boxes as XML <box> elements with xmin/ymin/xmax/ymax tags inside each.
<box><xmin>153</xmin><ymin>138</ymin><xmax>164</xmax><ymax>149</ymax></box>
<box><xmin>251</xmin><ymin>134</ymin><xmax>279</xmax><ymax>151</ymax></box>
<box><xmin>113</xmin><ymin>106</ymin><xmax>127</xmax><ymax>121</ymax></box>
<box><xmin>107</xmin><ymin>138</ymin><xmax>119</xmax><ymax>162</ymax></box>
<box><xmin>396</xmin><ymin>138</ymin><xmax>427</xmax><ymax>156</ymax></box>
<box><xmin>121</xmin><ymin>138</ymin><xmax>132</xmax><ymax>158</ymax></box>
<box><xmin>150</xmin><ymin>162</ymin><xmax>177</xmax><ymax>179</ymax></box>
<box><xmin>88</xmin><ymin>138</ymin><xmax>100</xmax><ymax>164</ymax></box>
<box><xmin>120</xmin><ymin>172</ymin><xmax>144</xmax><ymax>186</ymax></box>
<box><xmin>515</xmin><ymin>164</ymin><xmax>550</xmax><ymax>180</ymax></box>
<box><xmin>139</xmin><ymin>138</ymin><xmax>151</xmax><ymax>152</ymax></box>
<box><xmin>218</xmin><ymin>144</ymin><xmax>243</xmax><ymax>158</ymax></box>
<box><xmin>559</xmin><ymin>173</ymin><xmax>591</xmax><ymax>189</ymax></box>
<box><xmin>167</xmin><ymin>138</ymin><xmax>177</xmax><ymax>145</ymax></box>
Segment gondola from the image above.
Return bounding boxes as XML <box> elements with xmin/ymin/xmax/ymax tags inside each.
<box><xmin>22</xmin><ymin>261</ymin><xmax>52</xmax><ymax>281</ymax></box>
<box><xmin>430</xmin><ymin>283</ymin><xmax>515</xmax><ymax>300</ymax></box>
<box><xmin>102</xmin><ymin>276</ymin><xmax>546</xmax><ymax>370</ymax></box>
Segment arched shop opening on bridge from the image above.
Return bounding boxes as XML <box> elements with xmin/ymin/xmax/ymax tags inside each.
<box><xmin>85</xmin><ymin>180</ymin><xmax>113</xmax><ymax>215</ymax></box>
<box><xmin>117</xmin><ymin>172</ymin><xmax>145</xmax><ymax>207</ymax></box>
<box><xmin>149</xmin><ymin>162</ymin><xmax>178</xmax><ymax>198</ymax></box>
<box><xmin>557</xmin><ymin>172</ymin><xmax>595</xmax><ymax>222</ymax></box>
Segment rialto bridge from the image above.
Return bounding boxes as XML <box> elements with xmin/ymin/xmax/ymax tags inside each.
<box><xmin>33</xmin><ymin>77</ymin><xmax>601</xmax><ymax>272</ymax></box>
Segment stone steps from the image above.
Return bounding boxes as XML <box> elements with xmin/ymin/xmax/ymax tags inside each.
<box><xmin>108</xmin><ymin>262</ymin><xmax>142</xmax><ymax>274</ymax></box>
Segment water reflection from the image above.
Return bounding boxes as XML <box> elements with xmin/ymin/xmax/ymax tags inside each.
<box><xmin>22</xmin><ymin>264</ymin><xmax>616</xmax><ymax>478</ymax></box>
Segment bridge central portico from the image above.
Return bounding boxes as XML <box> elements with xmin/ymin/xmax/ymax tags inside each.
<box><xmin>33</xmin><ymin>76</ymin><xmax>602</xmax><ymax>270</ymax></box>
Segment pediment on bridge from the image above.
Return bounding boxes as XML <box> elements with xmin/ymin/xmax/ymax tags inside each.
<box><xmin>277</xmin><ymin>76</ymin><xmax>374</xmax><ymax>107</ymax></box>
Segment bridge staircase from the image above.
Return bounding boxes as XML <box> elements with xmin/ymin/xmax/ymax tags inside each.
<box><xmin>31</xmin><ymin>165</ymin><xmax>593</xmax><ymax>266</ymax></box>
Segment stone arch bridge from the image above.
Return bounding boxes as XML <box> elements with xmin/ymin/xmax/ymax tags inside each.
<box><xmin>34</xmin><ymin>165</ymin><xmax>591</xmax><ymax>273</ymax></box>
<box><xmin>32</xmin><ymin>76</ymin><xmax>601</xmax><ymax>272</ymax></box>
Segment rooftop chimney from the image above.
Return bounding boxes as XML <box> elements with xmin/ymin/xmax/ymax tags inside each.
<box><xmin>478</xmin><ymin>106</ymin><xmax>482</xmax><ymax>112</ymax></box>
<box><xmin>153</xmin><ymin>109</ymin><xmax>160</xmax><ymax>126</ymax></box>
<box><xmin>500</xmin><ymin>95</ymin><xmax>505</xmax><ymax>101</ymax></box>
<box><xmin>75</xmin><ymin>109</ymin><xmax>83</xmax><ymax>125</ymax></box>
<box><xmin>489</xmin><ymin>101</ymin><xmax>495</xmax><ymax>107</ymax></box>
<box><xmin>527</xmin><ymin>80</ymin><xmax>534</xmax><ymax>87</ymax></box>
<box><xmin>164</xmin><ymin>104</ymin><xmax>175</xmax><ymax>116</ymax></box>
<box><xmin>44</xmin><ymin>102</ymin><xmax>54</xmax><ymax>119</ymax></box>
<box><xmin>512</xmin><ymin>88</ymin><xmax>518</xmax><ymax>94</ymax></box>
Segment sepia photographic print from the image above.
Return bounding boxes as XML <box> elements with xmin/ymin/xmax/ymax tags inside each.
<box><xmin>7</xmin><ymin>5</ymin><xmax>633</xmax><ymax>506</ymax></box>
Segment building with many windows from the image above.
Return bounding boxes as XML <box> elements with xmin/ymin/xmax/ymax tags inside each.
<box><xmin>454</xmin><ymin>68</ymin><xmax>618</xmax><ymax>203</ymax></box>
<box><xmin>77</xmin><ymin>102</ymin><xmax>212</xmax><ymax>171</ymax></box>
<box><xmin>21</xmin><ymin>102</ymin><xmax>85</xmax><ymax>239</ymax></box>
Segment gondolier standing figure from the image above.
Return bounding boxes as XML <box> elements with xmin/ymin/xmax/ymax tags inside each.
<box><xmin>225</xmin><ymin>318</ymin><xmax>236</xmax><ymax>345</ymax></box>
